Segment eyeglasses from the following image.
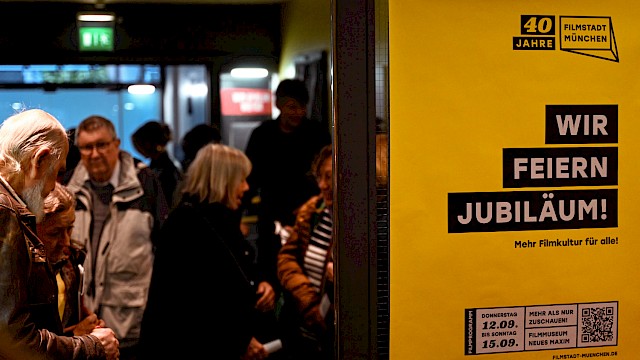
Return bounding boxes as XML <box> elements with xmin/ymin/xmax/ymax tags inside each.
<box><xmin>77</xmin><ymin>140</ymin><xmax>115</xmax><ymax>154</ymax></box>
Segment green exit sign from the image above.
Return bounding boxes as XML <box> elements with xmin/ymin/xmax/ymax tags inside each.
<box><xmin>78</xmin><ymin>27</ymin><xmax>114</xmax><ymax>52</ymax></box>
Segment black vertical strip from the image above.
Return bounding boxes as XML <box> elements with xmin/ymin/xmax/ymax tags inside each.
<box><xmin>376</xmin><ymin>185</ymin><xmax>389</xmax><ymax>358</ymax></box>
<box><xmin>466</xmin><ymin>308</ymin><xmax>477</xmax><ymax>355</ymax></box>
<box><xmin>333</xmin><ymin>0</ymin><xmax>377</xmax><ymax>358</ymax></box>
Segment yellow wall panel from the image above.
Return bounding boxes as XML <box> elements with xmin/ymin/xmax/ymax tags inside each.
<box><xmin>389</xmin><ymin>1</ymin><xmax>639</xmax><ymax>358</ymax></box>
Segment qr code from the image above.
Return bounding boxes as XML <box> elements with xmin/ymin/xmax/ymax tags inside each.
<box><xmin>580</xmin><ymin>306</ymin><xmax>615</xmax><ymax>343</ymax></box>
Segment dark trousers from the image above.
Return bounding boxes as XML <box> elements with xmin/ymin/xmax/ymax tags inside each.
<box><xmin>277</xmin><ymin>296</ymin><xmax>334</xmax><ymax>360</ymax></box>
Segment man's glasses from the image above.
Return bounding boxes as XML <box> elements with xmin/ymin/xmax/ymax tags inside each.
<box><xmin>77</xmin><ymin>140</ymin><xmax>115</xmax><ymax>154</ymax></box>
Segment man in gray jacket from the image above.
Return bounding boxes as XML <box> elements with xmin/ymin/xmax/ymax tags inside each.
<box><xmin>67</xmin><ymin>115</ymin><xmax>169</xmax><ymax>360</ymax></box>
<box><xmin>0</xmin><ymin>109</ymin><xmax>119</xmax><ymax>360</ymax></box>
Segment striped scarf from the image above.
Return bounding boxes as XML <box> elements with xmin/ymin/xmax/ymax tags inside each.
<box><xmin>303</xmin><ymin>207</ymin><xmax>332</xmax><ymax>293</ymax></box>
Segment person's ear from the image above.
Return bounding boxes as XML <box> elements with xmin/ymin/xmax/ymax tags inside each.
<box><xmin>275</xmin><ymin>99</ymin><xmax>284</xmax><ymax>111</ymax></box>
<box><xmin>31</xmin><ymin>147</ymin><xmax>52</xmax><ymax>179</ymax></box>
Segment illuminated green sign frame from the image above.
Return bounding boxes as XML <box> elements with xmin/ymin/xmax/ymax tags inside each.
<box><xmin>78</xmin><ymin>26</ymin><xmax>114</xmax><ymax>52</ymax></box>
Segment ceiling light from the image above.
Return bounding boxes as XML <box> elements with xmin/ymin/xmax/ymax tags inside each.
<box><xmin>128</xmin><ymin>84</ymin><xmax>156</xmax><ymax>95</ymax></box>
<box><xmin>77</xmin><ymin>13</ymin><xmax>115</xmax><ymax>22</ymax></box>
<box><xmin>186</xmin><ymin>83</ymin><xmax>208</xmax><ymax>97</ymax></box>
<box><xmin>230</xmin><ymin>68</ymin><xmax>269</xmax><ymax>79</ymax></box>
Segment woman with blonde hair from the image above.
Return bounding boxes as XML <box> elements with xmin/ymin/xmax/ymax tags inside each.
<box><xmin>139</xmin><ymin>144</ymin><xmax>274</xmax><ymax>360</ymax></box>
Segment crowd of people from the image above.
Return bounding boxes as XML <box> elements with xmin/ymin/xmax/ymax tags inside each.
<box><xmin>0</xmin><ymin>79</ymin><xmax>337</xmax><ymax>360</ymax></box>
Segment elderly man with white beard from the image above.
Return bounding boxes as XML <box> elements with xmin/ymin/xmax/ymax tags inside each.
<box><xmin>0</xmin><ymin>109</ymin><xmax>120</xmax><ymax>360</ymax></box>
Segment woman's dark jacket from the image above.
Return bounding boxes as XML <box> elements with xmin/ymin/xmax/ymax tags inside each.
<box><xmin>149</xmin><ymin>152</ymin><xmax>182</xmax><ymax>206</ymax></box>
<box><xmin>139</xmin><ymin>197</ymin><xmax>259</xmax><ymax>359</ymax></box>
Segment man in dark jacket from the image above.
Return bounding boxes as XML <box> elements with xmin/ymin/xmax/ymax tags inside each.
<box><xmin>0</xmin><ymin>109</ymin><xmax>119</xmax><ymax>360</ymax></box>
<box><xmin>243</xmin><ymin>79</ymin><xmax>332</xmax><ymax>293</ymax></box>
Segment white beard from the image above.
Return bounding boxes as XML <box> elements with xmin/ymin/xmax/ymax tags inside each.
<box><xmin>23</xmin><ymin>179</ymin><xmax>45</xmax><ymax>223</ymax></box>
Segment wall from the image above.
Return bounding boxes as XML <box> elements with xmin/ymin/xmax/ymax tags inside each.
<box><xmin>278</xmin><ymin>0</ymin><xmax>331</xmax><ymax>79</ymax></box>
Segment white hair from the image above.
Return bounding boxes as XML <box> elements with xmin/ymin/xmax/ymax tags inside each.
<box><xmin>0</xmin><ymin>109</ymin><xmax>67</xmax><ymax>178</ymax></box>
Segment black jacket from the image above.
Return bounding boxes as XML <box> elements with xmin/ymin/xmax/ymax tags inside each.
<box><xmin>139</xmin><ymin>198</ymin><xmax>259</xmax><ymax>359</ymax></box>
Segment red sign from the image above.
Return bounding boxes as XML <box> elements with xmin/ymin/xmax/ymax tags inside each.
<box><xmin>220</xmin><ymin>88</ymin><xmax>272</xmax><ymax>116</ymax></box>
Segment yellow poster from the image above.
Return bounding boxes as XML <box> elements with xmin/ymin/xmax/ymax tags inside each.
<box><xmin>389</xmin><ymin>1</ymin><xmax>638</xmax><ymax>359</ymax></box>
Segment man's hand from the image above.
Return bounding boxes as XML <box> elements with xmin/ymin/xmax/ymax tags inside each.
<box><xmin>90</xmin><ymin>327</ymin><xmax>119</xmax><ymax>360</ymax></box>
